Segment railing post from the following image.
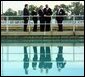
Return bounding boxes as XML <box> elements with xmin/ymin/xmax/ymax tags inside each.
<box><xmin>2</xmin><ymin>46</ymin><xmax>4</xmax><ymax>76</ymax></box>
<box><xmin>73</xmin><ymin>43</ymin><xmax>75</xmax><ymax>62</ymax></box>
<box><xmin>6</xmin><ymin>16</ymin><xmax>9</xmax><ymax>32</ymax></box>
<box><xmin>73</xmin><ymin>15</ymin><xmax>75</xmax><ymax>35</ymax></box>
<box><xmin>1</xmin><ymin>15</ymin><xmax>83</xmax><ymax>33</ymax></box>
<box><xmin>51</xmin><ymin>15</ymin><xmax>52</xmax><ymax>32</ymax></box>
<box><xmin>29</xmin><ymin>15</ymin><xmax>30</xmax><ymax>32</ymax></box>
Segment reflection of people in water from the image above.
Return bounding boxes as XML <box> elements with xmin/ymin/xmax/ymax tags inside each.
<box><xmin>56</xmin><ymin>46</ymin><xmax>66</xmax><ymax>72</ymax></box>
<box><xmin>44</xmin><ymin>47</ymin><xmax>52</xmax><ymax>73</ymax></box>
<box><xmin>39</xmin><ymin>47</ymin><xmax>45</xmax><ymax>73</ymax></box>
<box><xmin>23</xmin><ymin>46</ymin><xmax>29</xmax><ymax>74</ymax></box>
<box><xmin>32</xmin><ymin>47</ymin><xmax>38</xmax><ymax>70</ymax></box>
<box><xmin>39</xmin><ymin>46</ymin><xmax>52</xmax><ymax>73</ymax></box>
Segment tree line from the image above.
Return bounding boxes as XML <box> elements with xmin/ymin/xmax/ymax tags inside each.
<box><xmin>2</xmin><ymin>2</ymin><xmax>84</xmax><ymax>20</ymax></box>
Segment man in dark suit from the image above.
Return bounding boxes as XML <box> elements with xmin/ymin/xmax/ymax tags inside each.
<box><xmin>23</xmin><ymin>4</ymin><xmax>29</xmax><ymax>31</ymax></box>
<box><xmin>56</xmin><ymin>6</ymin><xmax>65</xmax><ymax>31</ymax></box>
<box><xmin>31</xmin><ymin>8</ymin><xmax>38</xmax><ymax>31</ymax></box>
<box><xmin>43</xmin><ymin>4</ymin><xmax>52</xmax><ymax>31</ymax></box>
<box><xmin>38</xmin><ymin>5</ymin><xmax>45</xmax><ymax>31</ymax></box>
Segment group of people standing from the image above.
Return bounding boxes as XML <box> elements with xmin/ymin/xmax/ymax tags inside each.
<box><xmin>23</xmin><ymin>4</ymin><xmax>65</xmax><ymax>32</ymax></box>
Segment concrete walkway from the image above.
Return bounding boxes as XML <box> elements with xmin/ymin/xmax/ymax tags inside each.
<box><xmin>1</xmin><ymin>31</ymin><xmax>84</xmax><ymax>36</ymax></box>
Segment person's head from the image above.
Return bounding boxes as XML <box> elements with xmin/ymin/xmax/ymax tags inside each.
<box><xmin>25</xmin><ymin>4</ymin><xmax>28</xmax><ymax>9</ymax></box>
<box><xmin>57</xmin><ymin>5</ymin><xmax>61</xmax><ymax>9</ymax></box>
<box><xmin>40</xmin><ymin>5</ymin><xmax>43</xmax><ymax>10</ymax></box>
<box><xmin>45</xmin><ymin>4</ymin><xmax>48</xmax><ymax>8</ymax></box>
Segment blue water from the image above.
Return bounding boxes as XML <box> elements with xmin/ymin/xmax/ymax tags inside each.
<box><xmin>1</xmin><ymin>45</ymin><xmax>84</xmax><ymax>76</ymax></box>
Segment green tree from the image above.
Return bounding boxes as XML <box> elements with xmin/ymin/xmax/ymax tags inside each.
<box><xmin>60</xmin><ymin>4</ymin><xmax>70</xmax><ymax>14</ymax></box>
<box><xmin>70</xmin><ymin>2</ymin><xmax>84</xmax><ymax>15</ymax></box>
<box><xmin>29</xmin><ymin>5</ymin><xmax>39</xmax><ymax>20</ymax></box>
<box><xmin>29</xmin><ymin>5</ymin><xmax>38</xmax><ymax>14</ymax></box>
<box><xmin>3</xmin><ymin>8</ymin><xmax>23</xmax><ymax>20</ymax></box>
<box><xmin>52</xmin><ymin>5</ymin><xmax>58</xmax><ymax>19</ymax></box>
<box><xmin>69</xmin><ymin>2</ymin><xmax>84</xmax><ymax>20</ymax></box>
<box><xmin>53</xmin><ymin>5</ymin><xmax>58</xmax><ymax>13</ymax></box>
<box><xmin>3</xmin><ymin>8</ymin><xmax>17</xmax><ymax>16</ymax></box>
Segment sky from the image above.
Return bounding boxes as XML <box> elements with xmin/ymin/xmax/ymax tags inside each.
<box><xmin>1</xmin><ymin>1</ymin><xmax>84</xmax><ymax>13</ymax></box>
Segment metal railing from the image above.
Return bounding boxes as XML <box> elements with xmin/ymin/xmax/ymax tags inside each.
<box><xmin>1</xmin><ymin>46</ymin><xmax>84</xmax><ymax>62</ymax></box>
<box><xmin>1</xmin><ymin>15</ymin><xmax>84</xmax><ymax>32</ymax></box>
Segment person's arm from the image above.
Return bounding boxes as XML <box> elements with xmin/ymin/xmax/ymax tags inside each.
<box><xmin>38</xmin><ymin>10</ymin><xmax>42</xmax><ymax>16</ymax></box>
<box><xmin>23</xmin><ymin>8</ymin><xmax>27</xmax><ymax>19</ymax></box>
<box><xmin>43</xmin><ymin>8</ymin><xmax>47</xmax><ymax>17</ymax></box>
<box><xmin>27</xmin><ymin>9</ymin><xmax>29</xmax><ymax>19</ymax></box>
<box><xmin>31</xmin><ymin>11</ymin><xmax>33</xmax><ymax>15</ymax></box>
<box><xmin>62</xmin><ymin>9</ymin><xmax>65</xmax><ymax>15</ymax></box>
<box><xmin>27</xmin><ymin>9</ymin><xmax>29</xmax><ymax>15</ymax></box>
<box><xmin>43</xmin><ymin>8</ymin><xmax>46</xmax><ymax>15</ymax></box>
<box><xmin>31</xmin><ymin>11</ymin><xmax>34</xmax><ymax>20</ymax></box>
<box><xmin>24</xmin><ymin>8</ymin><xmax>28</xmax><ymax>15</ymax></box>
<box><xmin>49</xmin><ymin>9</ymin><xmax>52</xmax><ymax>15</ymax></box>
<box><xmin>47</xmin><ymin>8</ymin><xmax>52</xmax><ymax>18</ymax></box>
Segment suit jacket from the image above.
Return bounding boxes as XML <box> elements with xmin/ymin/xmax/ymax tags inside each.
<box><xmin>23</xmin><ymin>8</ymin><xmax>29</xmax><ymax>20</ymax></box>
<box><xmin>43</xmin><ymin>8</ymin><xmax>52</xmax><ymax>20</ymax></box>
<box><xmin>56</xmin><ymin>9</ymin><xmax>65</xmax><ymax>21</ymax></box>
<box><xmin>38</xmin><ymin>9</ymin><xmax>44</xmax><ymax>20</ymax></box>
<box><xmin>31</xmin><ymin>10</ymin><xmax>38</xmax><ymax>22</ymax></box>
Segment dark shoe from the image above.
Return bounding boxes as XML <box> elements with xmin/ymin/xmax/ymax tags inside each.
<box><xmin>58</xmin><ymin>30</ymin><xmax>63</xmax><ymax>31</ymax></box>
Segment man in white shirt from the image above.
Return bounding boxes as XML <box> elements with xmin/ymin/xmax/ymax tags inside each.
<box><xmin>56</xmin><ymin>6</ymin><xmax>65</xmax><ymax>31</ymax></box>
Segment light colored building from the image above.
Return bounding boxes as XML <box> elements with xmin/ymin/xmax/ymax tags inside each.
<box><xmin>18</xmin><ymin>10</ymin><xmax>23</xmax><ymax>15</ymax></box>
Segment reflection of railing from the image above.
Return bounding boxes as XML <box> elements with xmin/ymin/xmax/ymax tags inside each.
<box><xmin>1</xmin><ymin>46</ymin><xmax>84</xmax><ymax>62</ymax></box>
<box><xmin>1</xmin><ymin>15</ymin><xmax>84</xmax><ymax>32</ymax></box>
